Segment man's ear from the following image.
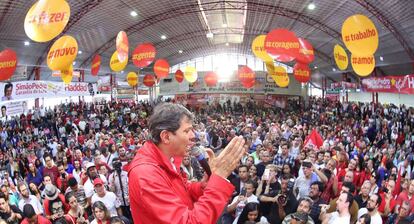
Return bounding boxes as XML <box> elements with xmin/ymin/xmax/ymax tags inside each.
<box><xmin>159</xmin><ymin>130</ymin><xmax>170</xmax><ymax>144</ymax></box>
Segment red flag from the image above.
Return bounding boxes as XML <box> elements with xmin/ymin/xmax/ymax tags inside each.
<box><xmin>303</xmin><ymin>129</ymin><xmax>324</xmax><ymax>151</ymax></box>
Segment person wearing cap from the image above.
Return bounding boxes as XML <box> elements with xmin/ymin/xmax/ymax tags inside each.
<box><xmin>294</xmin><ymin>161</ymin><xmax>327</xmax><ymax>199</ymax></box>
<box><xmin>83</xmin><ymin>162</ymin><xmax>107</xmax><ymax>204</ymax></box>
<box><xmin>91</xmin><ymin>178</ymin><xmax>122</xmax><ymax>217</ymax></box>
<box><xmin>21</xmin><ymin>204</ymin><xmax>51</xmax><ymax>224</ymax></box>
<box><xmin>128</xmin><ymin>103</ymin><xmax>246</xmax><ymax>224</ymax></box>
<box><xmin>42</xmin><ymin>184</ymin><xmax>69</xmax><ymax>221</ymax></box>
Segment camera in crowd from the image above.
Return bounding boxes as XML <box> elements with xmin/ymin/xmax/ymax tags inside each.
<box><xmin>113</xmin><ymin>159</ymin><xmax>123</xmax><ymax>172</ymax></box>
<box><xmin>277</xmin><ymin>178</ymin><xmax>295</xmax><ymax>205</ymax></box>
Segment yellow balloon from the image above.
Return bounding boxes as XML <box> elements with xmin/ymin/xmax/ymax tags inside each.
<box><xmin>272</xmin><ymin>66</ymin><xmax>289</xmax><ymax>87</ymax></box>
<box><xmin>333</xmin><ymin>44</ymin><xmax>349</xmax><ymax>70</ymax></box>
<box><xmin>24</xmin><ymin>0</ymin><xmax>70</xmax><ymax>42</ymax></box>
<box><xmin>60</xmin><ymin>65</ymin><xmax>73</xmax><ymax>84</ymax></box>
<box><xmin>184</xmin><ymin>66</ymin><xmax>198</xmax><ymax>83</ymax></box>
<box><xmin>110</xmin><ymin>51</ymin><xmax>128</xmax><ymax>72</ymax></box>
<box><xmin>252</xmin><ymin>35</ymin><xmax>273</xmax><ymax>62</ymax></box>
<box><xmin>47</xmin><ymin>35</ymin><xmax>78</xmax><ymax>71</ymax></box>
<box><xmin>342</xmin><ymin>14</ymin><xmax>379</xmax><ymax>55</ymax></box>
<box><xmin>265</xmin><ymin>62</ymin><xmax>275</xmax><ymax>75</ymax></box>
<box><xmin>351</xmin><ymin>54</ymin><xmax>375</xmax><ymax>77</ymax></box>
<box><xmin>127</xmin><ymin>72</ymin><xmax>138</xmax><ymax>87</ymax></box>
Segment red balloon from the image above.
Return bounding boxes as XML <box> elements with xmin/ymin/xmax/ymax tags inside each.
<box><xmin>91</xmin><ymin>54</ymin><xmax>101</xmax><ymax>76</ymax></box>
<box><xmin>132</xmin><ymin>43</ymin><xmax>156</xmax><ymax>68</ymax></box>
<box><xmin>143</xmin><ymin>74</ymin><xmax>156</xmax><ymax>87</ymax></box>
<box><xmin>296</xmin><ymin>38</ymin><xmax>315</xmax><ymax>64</ymax></box>
<box><xmin>0</xmin><ymin>49</ymin><xmax>18</xmax><ymax>81</ymax></box>
<box><xmin>153</xmin><ymin>59</ymin><xmax>170</xmax><ymax>78</ymax></box>
<box><xmin>264</xmin><ymin>29</ymin><xmax>300</xmax><ymax>62</ymax></box>
<box><xmin>204</xmin><ymin>72</ymin><xmax>218</xmax><ymax>87</ymax></box>
<box><xmin>293</xmin><ymin>63</ymin><xmax>311</xmax><ymax>83</ymax></box>
<box><xmin>238</xmin><ymin>66</ymin><xmax>255</xmax><ymax>88</ymax></box>
<box><xmin>175</xmin><ymin>70</ymin><xmax>184</xmax><ymax>83</ymax></box>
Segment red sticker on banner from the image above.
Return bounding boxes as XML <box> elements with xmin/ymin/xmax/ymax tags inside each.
<box><xmin>0</xmin><ymin>49</ymin><xmax>18</xmax><ymax>81</ymax></box>
<box><xmin>91</xmin><ymin>54</ymin><xmax>101</xmax><ymax>76</ymax></box>
<box><xmin>296</xmin><ymin>38</ymin><xmax>315</xmax><ymax>64</ymax></box>
<box><xmin>153</xmin><ymin>59</ymin><xmax>170</xmax><ymax>78</ymax></box>
<box><xmin>238</xmin><ymin>66</ymin><xmax>255</xmax><ymax>88</ymax></box>
<box><xmin>132</xmin><ymin>43</ymin><xmax>156</xmax><ymax>68</ymax></box>
<box><xmin>204</xmin><ymin>72</ymin><xmax>218</xmax><ymax>87</ymax></box>
<box><xmin>175</xmin><ymin>70</ymin><xmax>184</xmax><ymax>83</ymax></box>
<box><xmin>143</xmin><ymin>74</ymin><xmax>155</xmax><ymax>87</ymax></box>
<box><xmin>264</xmin><ymin>29</ymin><xmax>300</xmax><ymax>62</ymax></box>
<box><xmin>293</xmin><ymin>63</ymin><xmax>311</xmax><ymax>83</ymax></box>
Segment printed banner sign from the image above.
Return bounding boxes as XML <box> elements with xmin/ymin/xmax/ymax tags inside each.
<box><xmin>0</xmin><ymin>81</ymin><xmax>97</xmax><ymax>101</ymax></box>
<box><xmin>361</xmin><ymin>74</ymin><xmax>414</xmax><ymax>94</ymax></box>
<box><xmin>331</xmin><ymin>81</ymin><xmax>358</xmax><ymax>89</ymax></box>
<box><xmin>0</xmin><ymin>100</ymin><xmax>27</xmax><ymax>117</ymax></box>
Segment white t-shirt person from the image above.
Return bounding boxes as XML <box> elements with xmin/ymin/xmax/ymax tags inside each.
<box><xmin>230</xmin><ymin>194</ymin><xmax>259</xmax><ymax>224</ymax></box>
<box><xmin>91</xmin><ymin>191</ymin><xmax>121</xmax><ymax>217</ymax></box>
<box><xmin>357</xmin><ymin>207</ymin><xmax>382</xmax><ymax>224</ymax></box>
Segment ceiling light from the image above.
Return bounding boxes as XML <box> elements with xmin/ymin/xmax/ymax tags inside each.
<box><xmin>24</xmin><ymin>41</ymin><xmax>30</xmax><ymax>46</ymax></box>
<box><xmin>130</xmin><ymin>11</ymin><xmax>138</xmax><ymax>17</ymax></box>
<box><xmin>161</xmin><ymin>35</ymin><xmax>167</xmax><ymax>40</ymax></box>
<box><xmin>314</xmin><ymin>66</ymin><xmax>318</xmax><ymax>69</ymax></box>
<box><xmin>178</xmin><ymin>50</ymin><xmax>183</xmax><ymax>54</ymax></box>
<box><xmin>380</xmin><ymin>56</ymin><xmax>384</xmax><ymax>61</ymax></box>
<box><xmin>222</xmin><ymin>23</ymin><xmax>228</xmax><ymax>28</ymax></box>
<box><xmin>206</xmin><ymin>32</ymin><xmax>214</xmax><ymax>38</ymax></box>
<box><xmin>78</xmin><ymin>50</ymin><xmax>82</xmax><ymax>54</ymax></box>
<box><xmin>308</xmin><ymin>3</ymin><xmax>316</xmax><ymax>10</ymax></box>
<box><xmin>225</xmin><ymin>43</ymin><xmax>229</xmax><ymax>46</ymax></box>
<box><xmin>72</xmin><ymin>61</ymin><xmax>76</xmax><ymax>65</ymax></box>
<box><xmin>332</xmin><ymin>68</ymin><xmax>337</xmax><ymax>72</ymax></box>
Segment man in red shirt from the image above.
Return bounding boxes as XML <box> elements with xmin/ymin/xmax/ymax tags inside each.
<box><xmin>128</xmin><ymin>103</ymin><xmax>246</xmax><ymax>224</ymax></box>
<box><xmin>43</xmin><ymin>155</ymin><xmax>59</xmax><ymax>185</ymax></box>
<box><xmin>396</xmin><ymin>179</ymin><xmax>414</xmax><ymax>214</ymax></box>
<box><xmin>21</xmin><ymin>204</ymin><xmax>51</xmax><ymax>224</ymax></box>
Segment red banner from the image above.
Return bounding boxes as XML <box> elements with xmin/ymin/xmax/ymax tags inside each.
<box><xmin>331</xmin><ymin>81</ymin><xmax>358</xmax><ymax>89</ymax></box>
<box><xmin>362</xmin><ymin>74</ymin><xmax>414</xmax><ymax>94</ymax></box>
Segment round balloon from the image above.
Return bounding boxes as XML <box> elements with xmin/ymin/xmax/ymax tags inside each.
<box><xmin>204</xmin><ymin>72</ymin><xmax>218</xmax><ymax>87</ymax></box>
<box><xmin>351</xmin><ymin>54</ymin><xmax>375</xmax><ymax>77</ymax></box>
<box><xmin>296</xmin><ymin>38</ymin><xmax>315</xmax><ymax>64</ymax></box>
<box><xmin>24</xmin><ymin>0</ymin><xmax>70</xmax><ymax>42</ymax></box>
<box><xmin>110</xmin><ymin>51</ymin><xmax>128</xmax><ymax>72</ymax></box>
<box><xmin>184</xmin><ymin>66</ymin><xmax>198</xmax><ymax>83</ymax></box>
<box><xmin>264</xmin><ymin>29</ymin><xmax>300</xmax><ymax>62</ymax></box>
<box><xmin>175</xmin><ymin>69</ymin><xmax>184</xmax><ymax>83</ymax></box>
<box><xmin>252</xmin><ymin>35</ymin><xmax>273</xmax><ymax>62</ymax></box>
<box><xmin>334</xmin><ymin>44</ymin><xmax>349</xmax><ymax>71</ymax></box>
<box><xmin>153</xmin><ymin>59</ymin><xmax>170</xmax><ymax>78</ymax></box>
<box><xmin>127</xmin><ymin>72</ymin><xmax>138</xmax><ymax>87</ymax></box>
<box><xmin>60</xmin><ymin>64</ymin><xmax>73</xmax><ymax>84</ymax></box>
<box><xmin>91</xmin><ymin>54</ymin><xmax>101</xmax><ymax>76</ymax></box>
<box><xmin>132</xmin><ymin>43</ymin><xmax>156</xmax><ymax>68</ymax></box>
<box><xmin>116</xmin><ymin>31</ymin><xmax>129</xmax><ymax>63</ymax></box>
<box><xmin>342</xmin><ymin>14</ymin><xmax>379</xmax><ymax>55</ymax></box>
<box><xmin>143</xmin><ymin>74</ymin><xmax>155</xmax><ymax>87</ymax></box>
<box><xmin>47</xmin><ymin>35</ymin><xmax>78</xmax><ymax>71</ymax></box>
<box><xmin>0</xmin><ymin>49</ymin><xmax>18</xmax><ymax>81</ymax></box>
<box><xmin>238</xmin><ymin>66</ymin><xmax>255</xmax><ymax>88</ymax></box>
<box><xmin>272</xmin><ymin>66</ymin><xmax>289</xmax><ymax>87</ymax></box>
<box><xmin>293</xmin><ymin>63</ymin><xmax>311</xmax><ymax>83</ymax></box>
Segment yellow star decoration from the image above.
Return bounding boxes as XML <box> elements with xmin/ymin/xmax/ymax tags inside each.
<box><xmin>390</xmin><ymin>78</ymin><xmax>396</xmax><ymax>86</ymax></box>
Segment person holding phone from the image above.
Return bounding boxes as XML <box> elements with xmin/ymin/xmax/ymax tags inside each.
<box><xmin>227</xmin><ymin>180</ymin><xmax>259</xmax><ymax>224</ymax></box>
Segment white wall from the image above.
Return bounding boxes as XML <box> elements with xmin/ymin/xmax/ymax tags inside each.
<box><xmin>348</xmin><ymin>92</ymin><xmax>414</xmax><ymax>107</ymax></box>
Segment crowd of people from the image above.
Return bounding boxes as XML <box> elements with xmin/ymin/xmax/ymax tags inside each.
<box><xmin>0</xmin><ymin>95</ymin><xmax>412</xmax><ymax>224</ymax></box>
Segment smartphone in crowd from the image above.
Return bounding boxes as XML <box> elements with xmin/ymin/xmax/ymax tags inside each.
<box><xmin>240</xmin><ymin>188</ymin><xmax>247</xmax><ymax>196</ymax></box>
<box><xmin>262</xmin><ymin>168</ymin><xmax>270</xmax><ymax>181</ymax></box>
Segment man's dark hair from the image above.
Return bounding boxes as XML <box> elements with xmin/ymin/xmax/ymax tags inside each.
<box><xmin>148</xmin><ymin>103</ymin><xmax>194</xmax><ymax>144</ymax></box>
<box><xmin>23</xmin><ymin>204</ymin><xmax>36</xmax><ymax>218</ymax></box>
<box><xmin>4</xmin><ymin>83</ymin><xmax>12</xmax><ymax>95</ymax></box>
<box><xmin>344</xmin><ymin>192</ymin><xmax>354</xmax><ymax>209</ymax></box>
<box><xmin>238</xmin><ymin>165</ymin><xmax>248</xmax><ymax>172</ymax></box>
<box><xmin>0</xmin><ymin>192</ymin><xmax>6</xmax><ymax>201</ymax></box>
<box><xmin>1</xmin><ymin>106</ymin><xmax>5</xmax><ymax>110</ymax></box>
<box><xmin>311</xmin><ymin>181</ymin><xmax>325</xmax><ymax>193</ymax></box>
<box><xmin>342</xmin><ymin>181</ymin><xmax>356</xmax><ymax>194</ymax></box>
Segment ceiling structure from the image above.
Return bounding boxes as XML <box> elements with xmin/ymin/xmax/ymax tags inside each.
<box><xmin>0</xmin><ymin>0</ymin><xmax>413</xmax><ymax>88</ymax></box>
